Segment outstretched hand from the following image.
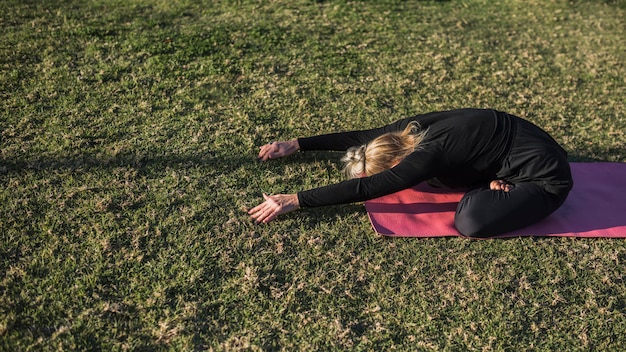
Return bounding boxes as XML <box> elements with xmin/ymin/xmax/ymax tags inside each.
<box><xmin>257</xmin><ymin>139</ymin><xmax>300</xmax><ymax>161</ymax></box>
<box><xmin>248</xmin><ymin>193</ymin><xmax>300</xmax><ymax>224</ymax></box>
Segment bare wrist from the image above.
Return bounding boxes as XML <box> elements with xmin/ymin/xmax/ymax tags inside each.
<box><xmin>291</xmin><ymin>193</ymin><xmax>301</xmax><ymax>209</ymax></box>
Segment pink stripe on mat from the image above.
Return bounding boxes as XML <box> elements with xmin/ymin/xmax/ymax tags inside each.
<box><xmin>365</xmin><ymin>163</ymin><xmax>626</xmax><ymax>238</ymax></box>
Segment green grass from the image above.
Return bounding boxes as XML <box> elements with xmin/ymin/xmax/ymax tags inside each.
<box><xmin>1</xmin><ymin>0</ymin><xmax>625</xmax><ymax>350</ymax></box>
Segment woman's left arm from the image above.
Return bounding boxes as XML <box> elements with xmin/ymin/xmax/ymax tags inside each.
<box><xmin>249</xmin><ymin>149</ymin><xmax>438</xmax><ymax>223</ymax></box>
<box><xmin>248</xmin><ymin>193</ymin><xmax>300</xmax><ymax>224</ymax></box>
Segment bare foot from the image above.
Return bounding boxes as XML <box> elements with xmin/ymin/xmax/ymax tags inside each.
<box><xmin>490</xmin><ymin>180</ymin><xmax>514</xmax><ymax>192</ymax></box>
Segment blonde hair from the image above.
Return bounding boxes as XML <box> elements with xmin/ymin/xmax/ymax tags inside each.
<box><xmin>341</xmin><ymin>122</ymin><xmax>427</xmax><ymax>179</ymax></box>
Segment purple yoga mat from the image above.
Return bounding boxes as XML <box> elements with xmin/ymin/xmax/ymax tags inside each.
<box><xmin>365</xmin><ymin>163</ymin><xmax>626</xmax><ymax>238</ymax></box>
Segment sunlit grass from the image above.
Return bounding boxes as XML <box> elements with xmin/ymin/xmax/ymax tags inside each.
<box><xmin>1</xmin><ymin>0</ymin><xmax>625</xmax><ymax>350</ymax></box>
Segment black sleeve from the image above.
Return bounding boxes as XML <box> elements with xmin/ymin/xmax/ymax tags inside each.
<box><xmin>297</xmin><ymin>149</ymin><xmax>442</xmax><ymax>207</ymax></box>
<box><xmin>297</xmin><ymin>116</ymin><xmax>417</xmax><ymax>151</ymax></box>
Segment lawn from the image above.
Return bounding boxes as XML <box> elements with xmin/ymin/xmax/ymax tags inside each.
<box><xmin>1</xmin><ymin>0</ymin><xmax>625</xmax><ymax>350</ymax></box>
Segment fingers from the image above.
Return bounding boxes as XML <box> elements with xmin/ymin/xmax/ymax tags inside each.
<box><xmin>248</xmin><ymin>193</ymin><xmax>299</xmax><ymax>224</ymax></box>
<box><xmin>257</xmin><ymin>143</ymin><xmax>277</xmax><ymax>161</ymax></box>
<box><xmin>248</xmin><ymin>202</ymin><xmax>275</xmax><ymax>223</ymax></box>
<box><xmin>248</xmin><ymin>202</ymin><xmax>266</xmax><ymax>216</ymax></box>
<box><xmin>258</xmin><ymin>144</ymin><xmax>270</xmax><ymax>161</ymax></box>
<box><xmin>261</xmin><ymin>209</ymin><xmax>279</xmax><ymax>223</ymax></box>
<box><xmin>257</xmin><ymin>143</ymin><xmax>269</xmax><ymax>160</ymax></box>
<box><xmin>248</xmin><ymin>194</ymin><xmax>280</xmax><ymax>224</ymax></box>
<box><xmin>251</xmin><ymin>206</ymin><xmax>276</xmax><ymax>224</ymax></box>
<box><xmin>258</xmin><ymin>140</ymin><xmax>297</xmax><ymax>161</ymax></box>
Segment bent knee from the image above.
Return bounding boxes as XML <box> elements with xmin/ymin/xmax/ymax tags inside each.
<box><xmin>454</xmin><ymin>213</ymin><xmax>492</xmax><ymax>238</ymax></box>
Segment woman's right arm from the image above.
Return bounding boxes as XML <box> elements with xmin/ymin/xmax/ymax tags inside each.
<box><xmin>297</xmin><ymin>119</ymin><xmax>410</xmax><ymax>151</ymax></box>
<box><xmin>258</xmin><ymin>113</ymin><xmax>429</xmax><ymax>159</ymax></box>
<box><xmin>257</xmin><ymin>139</ymin><xmax>300</xmax><ymax>161</ymax></box>
<box><xmin>255</xmin><ymin>126</ymin><xmax>391</xmax><ymax>162</ymax></box>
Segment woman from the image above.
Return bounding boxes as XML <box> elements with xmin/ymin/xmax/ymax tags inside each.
<box><xmin>248</xmin><ymin>108</ymin><xmax>573</xmax><ymax>238</ymax></box>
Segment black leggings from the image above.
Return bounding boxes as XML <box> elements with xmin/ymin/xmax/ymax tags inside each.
<box><xmin>453</xmin><ymin>117</ymin><xmax>573</xmax><ymax>238</ymax></box>
<box><xmin>454</xmin><ymin>182</ymin><xmax>567</xmax><ymax>238</ymax></box>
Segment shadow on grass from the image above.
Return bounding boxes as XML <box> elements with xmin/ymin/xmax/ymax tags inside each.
<box><xmin>301</xmin><ymin>203</ymin><xmax>367</xmax><ymax>222</ymax></box>
<box><xmin>3</xmin><ymin>147</ymin><xmax>617</xmax><ymax>173</ymax></box>
<box><xmin>0</xmin><ymin>146</ymin><xmax>347</xmax><ymax>173</ymax></box>
<box><xmin>0</xmin><ymin>150</ymin><xmax>258</xmax><ymax>175</ymax></box>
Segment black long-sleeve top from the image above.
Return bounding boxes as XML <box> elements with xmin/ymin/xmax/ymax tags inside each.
<box><xmin>296</xmin><ymin>109</ymin><xmax>517</xmax><ymax>208</ymax></box>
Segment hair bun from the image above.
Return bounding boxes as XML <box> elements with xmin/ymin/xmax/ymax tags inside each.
<box><xmin>342</xmin><ymin>145</ymin><xmax>367</xmax><ymax>179</ymax></box>
<box><xmin>343</xmin><ymin>145</ymin><xmax>366</xmax><ymax>163</ymax></box>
